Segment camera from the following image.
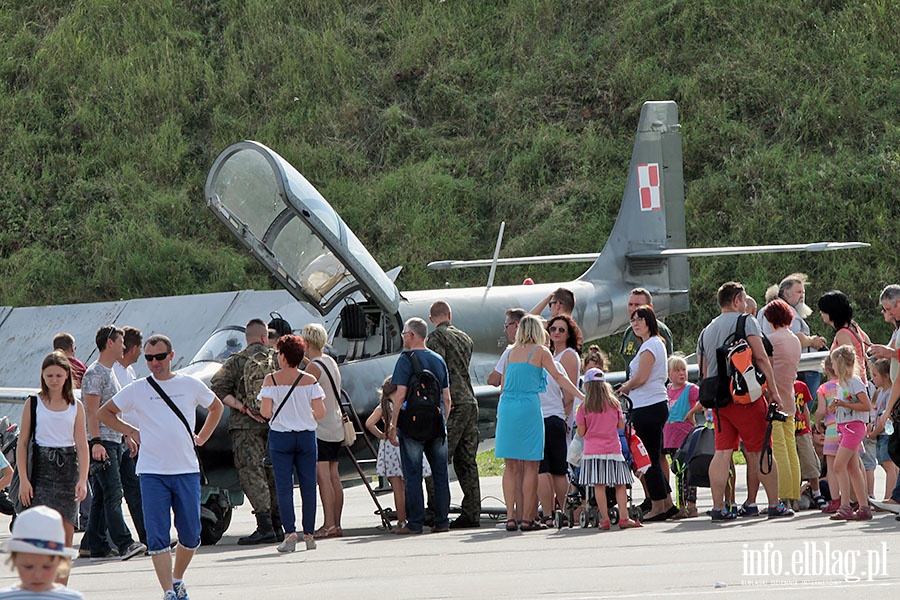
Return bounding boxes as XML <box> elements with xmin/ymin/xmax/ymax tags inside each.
<box><xmin>765</xmin><ymin>402</ymin><xmax>789</xmax><ymax>423</ymax></box>
<box><xmin>89</xmin><ymin>458</ymin><xmax>112</xmax><ymax>478</ymax></box>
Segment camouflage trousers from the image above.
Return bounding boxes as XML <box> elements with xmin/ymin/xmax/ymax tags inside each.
<box><xmin>446</xmin><ymin>403</ymin><xmax>481</xmax><ymax>522</ymax></box>
<box><xmin>231</xmin><ymin>428</ymin><xmax>279</xmax><ymax>516</ymax></box>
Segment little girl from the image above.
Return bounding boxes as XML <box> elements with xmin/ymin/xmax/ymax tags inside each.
<box><xmin>0</xmin><ymin>505</ymin><xmax>83</xmax><ymax>598</ymax></box>
<box><xmin>867</xmin><ymin>358</ymin><xmax>898</xmax><ymax>501</ymax></box>
<box><xmin>663</xmin><ymin>355</ymin><xmax>702</xmax><ymax>518</ymax></box>
<box><xmin>815</xmin><ymin>356</ymin><xmax>842</xmax><ymax>513</ymax></box>
<box><xmin>365</xmin><ymin>377</ymin><xmax>431</xmax><ymax>532</ymax></box>
<box><xmin>575</xmin><ymin>368</ymin><xmax>641</xmax><ymax>530</ymax></box>
<box><xmin>827</xmin><ymin>345</ymin><xmax>872</xmax><ymax>520</ymax></box>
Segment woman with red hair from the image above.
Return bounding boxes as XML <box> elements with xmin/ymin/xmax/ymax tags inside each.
<box><xmin>764</xmin><ymin>299</ymin><xmax>803</xmax><ymax>509</ymax></box>
<box><xmin>260</xmin><ymin>335</ymin><xmax>326</xmax><ymax>553</ymax></box>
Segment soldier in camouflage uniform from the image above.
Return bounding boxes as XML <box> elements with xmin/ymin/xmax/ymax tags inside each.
<box><xmin>210</xmin><ymin>319</ymin><xmax>282</xmax><ymax>544</ymax></box>
<box><xmin>426</xmin><ymin>301</ymin><xmax>482</xmax><ymax>528</ymax></box>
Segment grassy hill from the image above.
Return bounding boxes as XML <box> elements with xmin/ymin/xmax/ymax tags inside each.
<box><xmin>1</xmin><ymin>0</ymin><xmax>897</xmax><ymax>366</ymax></box>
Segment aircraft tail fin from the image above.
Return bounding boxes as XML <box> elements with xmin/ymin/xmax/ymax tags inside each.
<box><xmin>579</xmin><ymin>101</ymin><xmax>689</xmax><ymax>315</ymax></box>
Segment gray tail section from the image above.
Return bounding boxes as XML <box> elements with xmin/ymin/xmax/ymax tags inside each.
<box><xmin>579</xmin><ymin>101</ymin><xmax>689</xmax><ymax>316</ymax></box>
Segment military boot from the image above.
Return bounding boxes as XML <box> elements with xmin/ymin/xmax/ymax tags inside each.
<box><xmin>271</xmin><ymin>510</ymin><xmax>285</xmax><ymax>543</ymax></box>
<box><xmin>238</xmin><ymin>512</ymin><xmax>277</xmax><ymax>545</ymax></box>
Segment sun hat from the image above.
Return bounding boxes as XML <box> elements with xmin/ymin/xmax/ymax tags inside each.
<box><xmin>2</xmin><ymin>506</ymin><xmax>78</xmax><ymax>558</ymax></box>
<box><xmin>583</xmin><ymin>367</ymin><xmax>606</xmax><ymax>383</ymax></box>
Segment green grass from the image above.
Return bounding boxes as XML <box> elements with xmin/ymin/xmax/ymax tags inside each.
<box><xmin>0</xmin><ymin>0</ymin><xmax>897</xmax><ymax>354</ymax></box>
<box><xmin>476</xmin><ymin>449</ymin><xmax>505</xmax><ymax>477</ymax></box>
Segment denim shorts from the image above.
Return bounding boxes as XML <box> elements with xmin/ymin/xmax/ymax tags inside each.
<box><xmin>860</xmin><ymin>436</ymin><xmax>877</xmax><ymax>471</ymax></box>
<box><xmin>877</xmin><ymin>434</ymin><xmax>892</xmax><ymax>465</ymax></box>
<box><xmin>140</xmin><ymin>473</ymin><xmax>201</xmax><ymax>554</ymax></box>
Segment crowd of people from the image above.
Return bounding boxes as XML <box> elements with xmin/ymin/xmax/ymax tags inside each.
<box><xmin>4</xmin><ymin>276</ymin><xmax>900</xmax><ymax>598</ymax></box>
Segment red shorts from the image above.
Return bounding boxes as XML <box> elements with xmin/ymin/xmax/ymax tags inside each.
<box><xmin>713</xmin><ymin>399</ymin><xmax>769</xmax><ymax>453</ymax></box>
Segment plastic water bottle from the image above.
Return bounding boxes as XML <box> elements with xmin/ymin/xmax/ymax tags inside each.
<box><xmin>886</xmin><ymin>419</ymin><xmax>895</xmax><ymax>436</ymax></box>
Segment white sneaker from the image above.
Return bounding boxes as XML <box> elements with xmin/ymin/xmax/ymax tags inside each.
<box><xmin>163</xmin><ymin>592</ymin><xmax>177</xmax><ymax>600</ymax></box>
<box><xmin>276</xmin><ymin>533</ymin><xmax>298</xmax><ymax>553</ymax></box>
<box><xmin>173</xmin><ymin>581</ymin><xmax>189</xmax><ymax>599</ymax></box>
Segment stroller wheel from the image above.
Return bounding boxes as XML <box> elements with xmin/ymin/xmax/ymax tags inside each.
<box><xmin>553</xmin><ymin>510</ymin><xmax>563</xmax><ymax>529</ymax></box>
<box><xmin>629</xmin><ymin>506</ymin><xmax>643</xmax><ymax>522</ymax></box>
<box><xmin>609</xmin><ymin>506</ymin><xmax>619</xmax><ymax>525</ymax></box>
<box><xmin>566</xmin><ymin>508</ymin><xmax>575</xmax><ymax>528</ymax></box>
<box><xmin>579</xmin><ymin>510</ymin><xmax>589</xmax><ymax>528</ymax></box>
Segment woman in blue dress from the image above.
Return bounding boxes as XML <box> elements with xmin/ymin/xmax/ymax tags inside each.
<box><xmin>495</xmin><ymin>315</ymin><xmax>585</xmax><ymax>531</ymax></box>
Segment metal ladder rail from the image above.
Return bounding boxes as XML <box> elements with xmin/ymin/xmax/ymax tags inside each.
<box><xmin>338</xmin><ymin>389</ymin><xmax>392</xmax><ymax>530</ymax></box>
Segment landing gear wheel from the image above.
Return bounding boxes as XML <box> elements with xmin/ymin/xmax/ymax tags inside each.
<box><xmin>609</xmin><ymin>506</ymin><xmax>620</xmax><ymax>525</ymax></box>
<box><xmin>200</xmin><ymin>500</ymin><xmax>233</xmax><ymax>546</ymax></box>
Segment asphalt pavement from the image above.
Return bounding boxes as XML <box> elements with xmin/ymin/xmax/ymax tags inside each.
<box><xmin>1</xmin><ymin>467</ymin><xmax>898</xmax><ymax>599</ymax></box>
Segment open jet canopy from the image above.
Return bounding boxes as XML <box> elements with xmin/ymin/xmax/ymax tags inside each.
<box><xmin>204</xmin><ymin>141</ymin><xmax>401</xmax><ymax>317</ymax></box>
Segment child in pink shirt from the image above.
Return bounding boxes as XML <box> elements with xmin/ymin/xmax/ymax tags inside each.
<box><xmin>575</xmin><ymin>368</ymin><xmax>640</xmax><ymax>530</ymax></box>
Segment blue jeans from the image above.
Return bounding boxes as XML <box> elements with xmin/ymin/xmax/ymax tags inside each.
<box><xmin>268</xmin><ymin>430</ymin><xmax>318</xmax><ymax>536</ymax></box>
<box><xmin>399</xmin><ymin>433</ymin><xmax>450</xmax><ymax>532</ymax></box>
<box><xmin>86</xmin><ymin>441</ymin><xmax>135</xmax><ymax>555</ymax></box>
<box><xmin>140</xmin><ymin>473</ymin><xmax>201</xmax><ymax>554</ymax></box>
<box><xmin>120</xmin><ymin>449</ymin><xmax>145</xmax><ymax>544</ymax></box>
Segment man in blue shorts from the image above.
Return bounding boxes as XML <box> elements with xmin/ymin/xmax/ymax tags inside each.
<box><xmin>99</xmin><ymin>334</ymin><xmax>224</xmax><ymax>600</ymax></box>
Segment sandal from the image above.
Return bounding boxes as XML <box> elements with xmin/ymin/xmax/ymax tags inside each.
<box><xmin>329</xmin><ymin>527</ymin><xmax>343</xmax><ymax>537</ymax></box>
<box><xmin>505</xmin><ymin>519</ymin><xmax>519</xmax><ymax>532</ymax></box>
<box><xmin>518</xmin><ymin>519</ymin><xmax>545</xmax><ymax>532</ymax></box>
<box><xmin>313</xmin><ymin>526</ymin><xmax>336</xmax><ymax>539</ymax></box>
<box><xmin>599</xmin><ymin>519</ymin><xmax>611</xmax><ymax>530</ymax></box>
<box><xmin>540</xmin><ymin>515</ymin><xmax>554</xmax><ymax>527</ymax></box>
<box><xmin>619</xmin><ymin>518</ymin><xmax>643</xmax><ymax>529</ymax></box>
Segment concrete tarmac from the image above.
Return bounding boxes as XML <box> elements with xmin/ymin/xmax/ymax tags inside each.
<box><xmin>1</xmin><ymin>467</ymin><xmax>898</xmax><ymax>599</ymax></box>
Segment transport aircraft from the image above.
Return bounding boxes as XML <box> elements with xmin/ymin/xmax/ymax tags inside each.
<box><xmin>0</xmin><ymin>100</ymin><xmax>865</xmax><ymax>541</ymax></box>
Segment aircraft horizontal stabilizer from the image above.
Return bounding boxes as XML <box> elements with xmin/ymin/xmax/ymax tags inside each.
<box><xmin>626</xmin><ymin>241</ymin><xmax>869</xmax><ymax>259</ymax></box>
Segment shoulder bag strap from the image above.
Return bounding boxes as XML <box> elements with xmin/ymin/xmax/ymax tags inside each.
<box><xmin>270</xmin><ymin>373</ymin><xmax>305</xmax><ymax>424</ymax></box>
<box><xmin>146</xmin><ymin>376</ymin><xmax>195</xmax><ymax>446</ymax></box>
<box><xmin>29</xmin><ymin>395</ymin><xmax>37</xmax><ymax>441</ymax></box>
<box><xmin>313</xmin><ymin>358</ymin><xmax>343</xmax><ymax>414</ymax></box>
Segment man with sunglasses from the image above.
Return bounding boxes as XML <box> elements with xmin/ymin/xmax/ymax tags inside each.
<box><xmin>100</xmin><ymin>334</ymin><xmax>223</xmax><ymax>600</ymax></box>
<box><xmin>530</xmin><ymin>287</ymin><xmax>575</xmax><ymax>320</ymax></box>
<box><xmin>82</xmin><ymin>325</ymin><xmax>146</xmax><ymax>561</ymax></box>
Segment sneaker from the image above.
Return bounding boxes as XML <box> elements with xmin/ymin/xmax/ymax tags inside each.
<box><xmin>822</xmin><ymin>499</ymin><xmax>842</xmax><ymax>514</ymax></box>
<box><xmin>78</xmin><ymin>547</ymin><xmax>91</xmax><ymax>559</ymax></box>
<box><xmin>710</xmin><ymin>508</ymin><xmax>736</xmax><ymax>522</ymax></box>
<box><xmin>90</xmin><ymin>550</ymin><xmax>120</xmax><ymax>562</ymax></box>
<box><xmin>829</xmin><ymin>505</ymin><xmax>855</xmax><ymax>520</ymax></box>
<box><xmin>173</xmin><ymin>581</ymin><xmax>189</xmax><ymax>600</ymax></box>
<box><xmin>121</xmin><ymin>542</ymin><xmax>147</xmax><ymax>561</ymax></box>
<box><xmin>163</xmin><ymin>592</ymin><xmax>177</xmax><ymax>600</ymax></box>
<box><xmin>853</xmin><ymin>506</ymin><xmax>874</xmax><ymax>521</ymax></box>
<box><xmin>814</xmin><ymin>495</ymin><xmax>828</xmax><ymax>510</ymax></box>
<box><xmin>276</xmin><ymin>533</ymin><xmax>298</xmax><ymax>553</ymax></box>
<box><xmin>737</xmin><ymin>503</ymin><xmax>759</xmax><ymax>517</ymax></box>
<box><xmin>767</xmin><ymin>504</ymin><xmax>795</xmax><ymax>519</ymax></box>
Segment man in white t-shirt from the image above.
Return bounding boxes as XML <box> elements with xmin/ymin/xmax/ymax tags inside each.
<box><xmin>99</xmin><ymin>334</ymin><xmax>224</xmax><ymax>600</ymax></box>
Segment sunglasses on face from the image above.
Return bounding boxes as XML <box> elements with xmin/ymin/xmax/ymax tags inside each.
<box><xmin>145</xmin><ymin>352</ymin><xmax>169</xmax><ymax>362</ymax></box>
<box><xmin>548</xmin><ymin>326</ymin><xmax>568</xmax><ymax>333</ymax></box>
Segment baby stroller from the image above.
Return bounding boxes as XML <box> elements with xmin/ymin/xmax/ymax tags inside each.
<box><xmin>555</xmin><ymin>394</ymin><xmax>644</xmax><ymax>528</ymax></box>
<box><xmin>0</xmin><ymin>416</ymin><xmax>20</xmax><ymax>516</ymax></box>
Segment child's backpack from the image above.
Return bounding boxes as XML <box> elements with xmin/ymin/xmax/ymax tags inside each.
<box><xmin>672</xmin><ymin>424</ymin><xmax>716</xmax><ymax>488</ymax></box>
<box><xmin>397</xmin><ymin>351</ymin><xmax>445</xmax><ymax>442</ymax></box>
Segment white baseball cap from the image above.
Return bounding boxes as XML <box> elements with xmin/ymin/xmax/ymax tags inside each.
<box><xmin>2</xmin><ymin>506</ymin><xmax>77</xmax><ymax>558</ymax></box>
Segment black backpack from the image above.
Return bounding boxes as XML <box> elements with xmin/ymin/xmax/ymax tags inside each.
<box><xmin>397</xmin><ymin>351</ymin><xmax>445</xmax><ymax>442</ymax></box>
<box><xmin>672</xmin><ymin>424</ymin><xmax>716</xmax><ymax>488</ymax></box>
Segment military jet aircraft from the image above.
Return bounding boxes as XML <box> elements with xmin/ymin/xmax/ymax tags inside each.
<box><xmin>0</xmin><ymin>100</ymin><xmax>866</xmax><ymax>542</ymax></box>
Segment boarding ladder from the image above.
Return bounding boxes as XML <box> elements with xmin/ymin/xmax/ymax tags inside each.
<box><xmin>338</xmin><ymin>390</ymin><xmax>393</xmax><ymax>530</ymax></box>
